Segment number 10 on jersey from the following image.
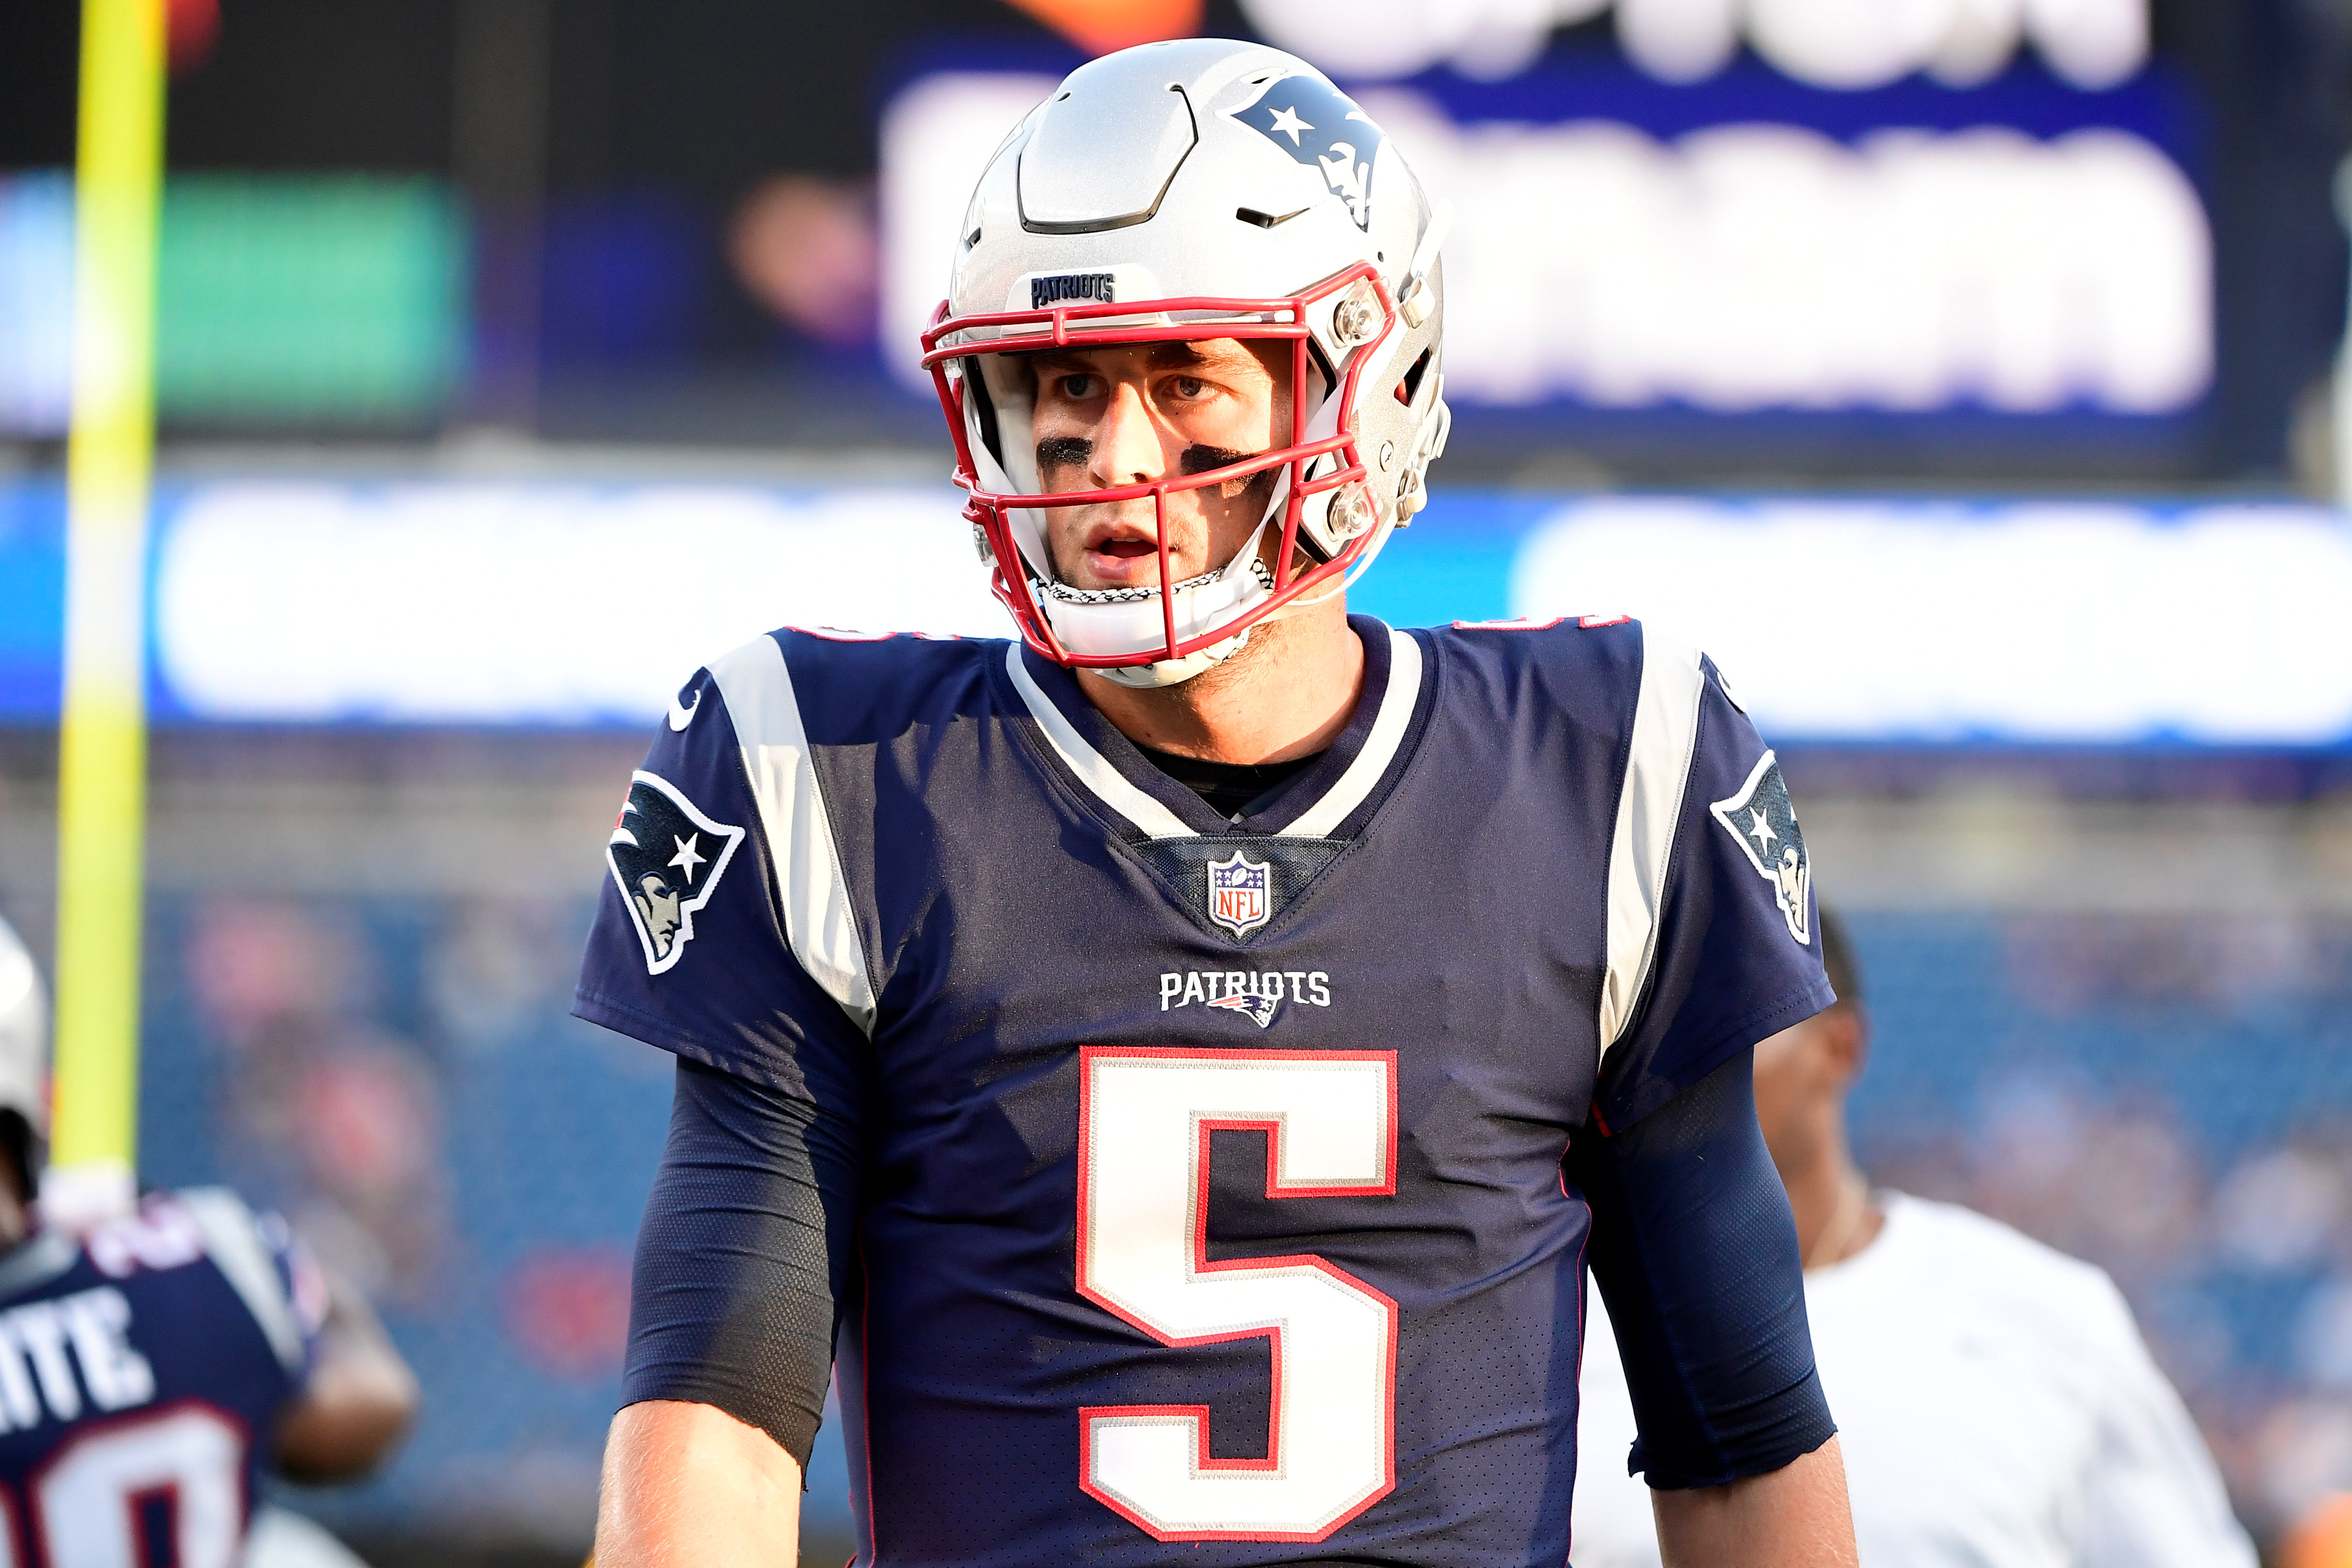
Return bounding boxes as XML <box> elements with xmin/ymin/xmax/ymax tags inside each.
<box><xmin>1076</xmin><ymin>1046</ymin><xmax>1399</xmax><ymax>1542</ymax></box>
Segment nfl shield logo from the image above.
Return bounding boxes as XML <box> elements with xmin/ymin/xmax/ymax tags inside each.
<box><xmin>1206</xmin><ymin>849</ymin><xmax>1272</xmax><ymax>938</ymax></box>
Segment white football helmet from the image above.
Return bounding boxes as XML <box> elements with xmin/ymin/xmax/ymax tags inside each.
<box><xmin>922</xmin><ymin>38</ymin><xmax>1451</xmax><ymax>687</ymax></box>
<box><xmin>0</xmin><ymin>916</ymin><xmax>46</xmax><ymax>1141</ymax></box>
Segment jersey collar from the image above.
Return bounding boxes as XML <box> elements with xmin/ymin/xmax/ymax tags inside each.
<box><xmin>1005</xmin><ymin>615</ymin><xmax>1430</xmax><ymax>841</ymax></box>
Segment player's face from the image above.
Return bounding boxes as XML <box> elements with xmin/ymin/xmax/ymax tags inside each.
<box><xmin>1026</xmin><ymin>337</ymin><xmax>1294</xmax><ymax>593</ymax></box>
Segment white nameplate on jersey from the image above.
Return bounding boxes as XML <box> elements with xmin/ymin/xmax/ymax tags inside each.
<box><xmin>607</xmin><ymin>770</ymin><xmax>746</xmax><ymax>975</ymax></box>
<box><xmin>0</xmin><ymin>1286</ymin><xmax>155</xmax><ymax>1427</ymax></box>
<box><xmin>1160</xmin><ymin>969</ymin><xmax>1331</xmax><ymax>1029</ymax></box>
<box><xmin>1709</xmin><ymin>750</ymin><xmax>1812</xmax><ymax>946</ymax></box>
<box><xmin>1206</xmin><ymin>849</ymin><xmax>1273</xmax><ymax>938</ymax></box>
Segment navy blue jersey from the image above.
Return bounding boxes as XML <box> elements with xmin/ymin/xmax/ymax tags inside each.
<box><xmin>577</xmin><ymin>615</ymin><xmax>1832</xmax><ymax>1566</ymax></box>
<box><xmin>0</xmin><ymin>1188</ymin><xmax>321</xmax><ymax>1568</ymax></box>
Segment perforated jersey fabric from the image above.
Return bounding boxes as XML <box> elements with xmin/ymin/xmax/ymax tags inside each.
<box><xmin>578</xmin><ymin>615</ymin><xmax>1836</xmax><ymax>1566</ymax></box>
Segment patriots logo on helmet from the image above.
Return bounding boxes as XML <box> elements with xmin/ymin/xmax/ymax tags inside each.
<box><xmin>607</xmin><ymin>771</ymin><xmax>746</xmax><ymax>974</ymax></box>
<box><xmin>1207</xmin><ymin>990</ymin><xmax>1281</xmax><ymax>1028</ymax></box>
<box><xmin>1230</xmin><ymin>75</ymin><xmax>1385</xmax><ymax>231</ymax></box>
<box><xmin>1206</xmin><ymin>849</ymin><xmax>1273</xmax><ymax>938</ymax></box>
<box><xmin>1710</xmin><ymin>750</ymin><xmax>1812</xmax><ymax>946</ymax></box>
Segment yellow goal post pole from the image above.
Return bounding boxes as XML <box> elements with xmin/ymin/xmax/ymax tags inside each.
<box><xmin>49</xmin><ymin>0</ymin><xmax>166</xmax><ymax>1225</ymax></box>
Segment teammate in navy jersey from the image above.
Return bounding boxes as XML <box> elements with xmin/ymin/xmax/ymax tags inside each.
<box><xmin>0</xmin><ymin>917</ymin><xmax>416</xmax><ymax>1567</ymax></box>
<box><xmin>583</xmin><ymin>38</ymin><xmax>1857</xmax><ymax>1568</ymax></box>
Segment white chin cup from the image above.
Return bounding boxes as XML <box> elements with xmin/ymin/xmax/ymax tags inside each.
<box><xmin>1089</xmin><ymin>627</ymin><xmax>1254</xmax><ymax>688</ymax></box>
<box><xmin>1033</xmin><ymin>522</ymin><xmax>1275</xmax><ymax>687</ymax></box>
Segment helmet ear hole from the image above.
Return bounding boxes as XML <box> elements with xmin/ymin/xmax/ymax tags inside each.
<box><xmin>963</xmin><ymin>355</ymin><xmax>1005</xmax><ymax>468</ymax></box>
<box><xmin>1300</xmin><ymin>339</ymin><xmax>1336</xmax><ymax>411</ymax></box>
<box><xmin>1396</xmin><ymin>346</ymin><xmax>1434</xmax><ymax>408</ymax></box>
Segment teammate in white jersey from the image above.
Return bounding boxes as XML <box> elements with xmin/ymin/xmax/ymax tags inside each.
<box><xmin>1571</xmin><ymin>909</ymin><xmax>2256</xmax><ymax>1568</ymax></box>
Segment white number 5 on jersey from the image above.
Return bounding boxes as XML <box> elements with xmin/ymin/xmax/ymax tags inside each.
<box><xmin>1076</xmin><ymin>1046</ymin><xmax>1398</xmax><ymax>1542</ymax></box>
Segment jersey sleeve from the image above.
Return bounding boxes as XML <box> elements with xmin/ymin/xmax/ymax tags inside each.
<box><xmin>1596</xmin><ymin>641</ymin><xmax>1834</xmax><ymax>1133</ymax></box>
<box><xmin>623</xmin><ymin>1058</ymin><xmax>862</xmax><ymax>1471</ymax></box>
<box><xmin>573</xmin><ymin>655</ymin><xmax>875</xmax><ymax>1107</ymax></box>
<box><xmin>1572</xmin><ymin>1049</ymin><xmax>1834</xmax><ymax>1490</ymax></box>
<box><xmin>2078</xmin><ymin>1277</ymin><xmax>2258</xmax><ymax>1568</ymax></box>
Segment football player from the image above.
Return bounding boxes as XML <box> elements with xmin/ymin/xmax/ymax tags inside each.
<box><xmin>581</xmin><ymin>39</ymin><xmax>1857</xmax><ymax>1568</ymax></box>
<box><xmin>0</xmin><ymin>914</ymin><xmax>418</xmax><ymax>1565</ymax></box>
<box><xmin>1571</xmin><ymin>909</ymin><xmax>2257</xmax><ymax>1568</ymax></box>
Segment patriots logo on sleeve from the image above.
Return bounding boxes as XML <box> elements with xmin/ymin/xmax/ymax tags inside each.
<box><xmin>1710</xmin><ymin>751</ymin><xmax>1812</xmax><ymax>946</ymax></box>
<box><xmin>607</xmin><ymin>770</ymin><xmax>746</xmax><ymax>974</ymax></box>
<box><xmin>1230</xmin><ymin>75</ymin><xmax>1385</xmax><ymax>231</ymax></box>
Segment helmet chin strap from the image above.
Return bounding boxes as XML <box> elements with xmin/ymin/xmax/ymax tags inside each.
<box><xmin>1089</xmin><ymin>637</ymin><xmax>1251</xmax><ymax>689</ymax></box>
<box><xmin>1039</xmin><ymin>565</ymin><xmax>1230</xmax><ymax>606</ymax></box>
<box><xmin>1050</xmin><ymin>516</ymin><xmax>1283</xmax><ymax>689</ymax></box>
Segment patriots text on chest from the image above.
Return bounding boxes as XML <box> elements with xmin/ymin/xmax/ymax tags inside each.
<box><xmin>1161</xmin><ymin>969</ymin><xmax>1331</xmax><ymax>1010</ymax></box>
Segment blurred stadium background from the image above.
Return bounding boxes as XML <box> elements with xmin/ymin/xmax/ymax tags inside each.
<box><xmin>7</xmin><ymin>0</ymin><xmax>2352</xmax><ymax>1562</ymax></box>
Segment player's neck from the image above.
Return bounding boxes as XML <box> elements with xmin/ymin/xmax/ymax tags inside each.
<box><xmin>1077</xmin><ymin>600</ymin><xmax>1365</xmax><ymax>765</ymax></box>
<box><xmin>1781</xmin><ymin>1115</ymin><xmax>1882</xmax><ymax>1271</ymax></box>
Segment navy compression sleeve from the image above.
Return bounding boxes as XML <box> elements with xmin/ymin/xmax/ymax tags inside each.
<box><xmin>1572</xmin><ymin>1047</ymin><xmax>1836</xmax><ymax>1489</ymax></box>
<box><xmin>622</xmin><ymin>1058</ymin><xmax>863</xmax><ymax>1470</ymax></box>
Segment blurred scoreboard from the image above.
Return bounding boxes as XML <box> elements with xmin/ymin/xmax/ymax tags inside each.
<box><xmin>0</xmin><ymin>174</ymin><xmax>466</xmax><ymax>434</ymax></box>
<box><xmin>1</xmin><ymin>478</ymin><xmax>2346</xmax><ymax>748</ymax></box>
<box><xmin>0</xmin><ymin>0</ymin><xmax>2214</xmax><ymax>459</ymax></box>
<box><xmin>1229</xmin><ymin>0</ymin><xmax>2149</xmax><ymax>90</ymax></box>
<box><xmin>880</xmin><ymin>8</ymin><xmax>2207</xmax><ymax>439</ymax></box>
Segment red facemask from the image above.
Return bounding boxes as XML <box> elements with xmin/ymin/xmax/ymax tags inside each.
<box><xmin>922</xmin><ymin>260</ymin><xmax>1401</xmax><ymax>672</ymax></box>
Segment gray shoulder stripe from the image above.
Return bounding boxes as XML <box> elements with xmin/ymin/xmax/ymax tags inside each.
<box><xmin>1598</xmin><ymin>627</ymin><xmax>1708</xmax><ymax>1058</ymax></box>
<box><xmin>1004</xmin><ymin>644</ymin><xmax>1198</xmax><ymax>841</ymax></box>
<box><xmin>179</xmin><ymin>1187</ymin><xmax>307</xmax><ymax>1375</ymax></box>
<box><xmin>1279</xmin><ymin>626</ymin><xmax>1421</xmax><ymax>839</ymax></box>
<box><xmin>709</xmin><ymin>635</ymin><xmax>879</xmax><ymax>1034</ymax></box>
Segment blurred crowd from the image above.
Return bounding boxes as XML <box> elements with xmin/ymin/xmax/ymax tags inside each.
<box><xmin>1855</xmin><ymin>913</ymin><xmax>2352</xmax><ymax>1546</ymax></box>
<box><xmin>144</xmin><ymin>892</ymin><xmax>663</xmax><ymax>1545</ymax></box>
